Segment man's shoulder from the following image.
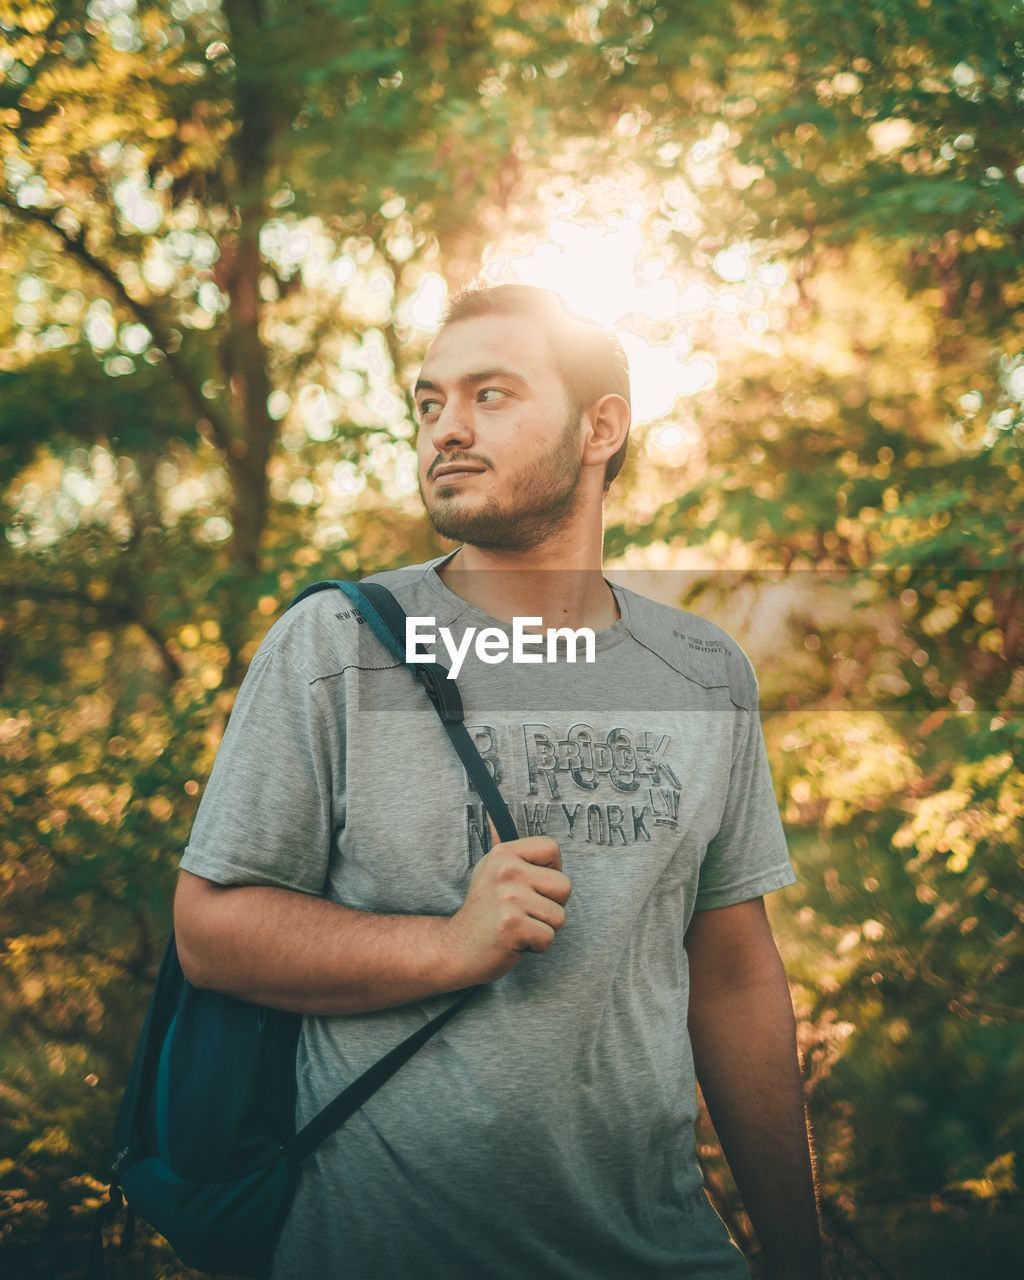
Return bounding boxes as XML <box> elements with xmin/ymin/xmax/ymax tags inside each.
<box><xmin>245</xmin><ymin>559</ymin><xmax>433</xmax><ymax>680</ymax></box>
<box><xmin>358</xmin><ymin>557</ymin><xmax>442</xmax><ymax>599</ymax></box>
<box><xmin>616</xmin><ymin>582</ymin><xmax>758</xmax><ymax>712</ymax></box>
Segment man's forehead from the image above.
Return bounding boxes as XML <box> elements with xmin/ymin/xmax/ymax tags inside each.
<box><xmin>417</xmin><ymin>313</ymin><xmax>559</xmax><ymax>388</ymax></box>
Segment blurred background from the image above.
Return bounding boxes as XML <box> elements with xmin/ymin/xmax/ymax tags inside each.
<box><xmin>1</xmin><ymin>1</ymin><xmax>1021</xmax><ymax>1276</ymax></box>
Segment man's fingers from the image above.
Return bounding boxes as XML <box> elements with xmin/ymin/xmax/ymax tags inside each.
<box><xmin>458</xmin><ymin>814</ymin><xmax>571</xmax><ymax>979</ymax></box>
<box><xmin>486</xmin><ymin>812</ymin><xmax>501</xmax><ymax>852</ymax></box>
<box><xmin>484</xmin><ymin>813</ymin><xmax>564</xmax><ymax>874</ymax></box>
<box><xmin>512</xmin><ymin>837</ymin><xmax>562</xmax><ymax>871</ymax></box>
<box><xmin>525</xmin><ymin>893</ymin><xmax>567</xmax><ymax>932</ymax></box>
<box><xmin>517</xmin><ymin>918</ymin><xmax>557</xmax><ymax>954</ymax></box>
<box><xmin>528</xmin><ymin>865</ymin><xmax>573</xmax><ymax>906</ymax></box>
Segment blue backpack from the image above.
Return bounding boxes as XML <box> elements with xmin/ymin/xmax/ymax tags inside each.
<box><xmin>89</xmin><ymin>578</ymin><xmax>519</xmax><ymax>1278</ymax></box>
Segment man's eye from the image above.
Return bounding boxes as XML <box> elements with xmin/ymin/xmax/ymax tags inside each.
<box><xmin>478</xmin><ymin>388</ymin><xmax>506</xmax><ymax>403</ymax></box>
<box><xmin>418</xmin><ymin>398</ymin><xmax>441</xmax><ymax>416</ymax></box>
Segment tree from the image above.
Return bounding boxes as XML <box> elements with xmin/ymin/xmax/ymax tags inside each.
<box><xmin>2</xmin><ymin>1</ymin><xmax>1021</xmax><ymax>1274</ymax></box>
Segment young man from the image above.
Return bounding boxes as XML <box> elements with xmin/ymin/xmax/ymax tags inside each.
<box><xmin>173</xmin><ymin>285</ymin><xmax>823</xmax><ymax>1279</ymax></box>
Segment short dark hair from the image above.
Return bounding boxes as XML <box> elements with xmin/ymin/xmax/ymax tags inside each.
<box><xmin>440</xmin><ymin>283</ymin><xmax>631</xmax><ymax>491</ymax></box>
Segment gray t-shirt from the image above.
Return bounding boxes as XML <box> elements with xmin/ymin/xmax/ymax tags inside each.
<box><xmin>180</xmin><ymin>551</ymin><xmax>797</xmax><ymax>1279</ymax></box>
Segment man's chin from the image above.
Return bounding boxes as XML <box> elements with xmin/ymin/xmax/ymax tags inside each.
<box><xmin>426</xmin><ymin>493</ymin><xmax>496</xmax><ymax>534</ymax></box>
<box><xmin>425</xmin><ymin>509</ymin><xmax>531</xmax><ymax>552</ymax></box>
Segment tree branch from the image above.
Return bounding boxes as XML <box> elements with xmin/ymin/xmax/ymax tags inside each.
<box><xmin>0</xmin><ymin>194</ymin><xmax>237</xmax><ymax>456</ymax></box>
<box><xmin>377</xmin><ymin>243</ymin><xmax>422</xmax><ymax>429</ymax></box>
<box><xmin>0</xmin><ymin>582</ymin><xmax>183</xmax><ymax>682</ymax></box>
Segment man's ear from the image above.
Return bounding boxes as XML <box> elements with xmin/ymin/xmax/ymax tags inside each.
<box><xmin>580</xmin><ymin>393</ymin><xmax>630</xmax><ymax>471</ymax></box>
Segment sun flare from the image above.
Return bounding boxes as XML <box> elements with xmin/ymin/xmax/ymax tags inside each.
<box><xmin>404</xmin><ymin>183</ymin><xmax>787</xmax><ymax>430</ymax></box>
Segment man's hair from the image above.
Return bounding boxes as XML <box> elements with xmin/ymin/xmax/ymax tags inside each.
<box><xmin>440</xmin><ymin>283</ymin><xmax>631</xmax><ymax>491</ymax></box>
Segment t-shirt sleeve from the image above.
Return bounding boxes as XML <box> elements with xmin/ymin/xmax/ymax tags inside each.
<box><xmin>693</xmin><ymin>661</ymin><xmax>797</xmax><ymax>911</ymax></box>
<box><xmin>179</xmin><ymin>643</ymin><xmax>338</xmax><ymax>895</ymax></box>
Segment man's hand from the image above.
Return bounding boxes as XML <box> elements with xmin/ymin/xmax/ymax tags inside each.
<box><xmin>446</xmin><ymin>815</ymin><xmax>572</xmax><ymax>984</ymax></box>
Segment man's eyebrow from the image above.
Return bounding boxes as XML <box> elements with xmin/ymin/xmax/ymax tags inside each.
<box><xmin>413</xmin><ymin>366</ymin><xmax>527</xmax><ymax>396</ymax></box>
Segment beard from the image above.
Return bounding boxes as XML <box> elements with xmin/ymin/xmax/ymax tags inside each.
<box><xmin>419</xmin><ymin>411</ymin><xmax>583</xmax><ymax>553</ymax></box>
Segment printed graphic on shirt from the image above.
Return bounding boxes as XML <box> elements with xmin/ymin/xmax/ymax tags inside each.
<box><xmin>673</xmin><ymin>629</ymin><xmax>727</xmax><ymax>655</ymax></box>
<box><xmin>464</xmin><ymin>721</ymin><xmax>683</xmax><ymax>857</ymax></box>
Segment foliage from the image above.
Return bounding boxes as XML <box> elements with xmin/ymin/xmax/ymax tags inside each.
<box><xmin>1</xmin><ymin>1</ymin><xmax>1022</xmax><ymax>1277</ymax></box>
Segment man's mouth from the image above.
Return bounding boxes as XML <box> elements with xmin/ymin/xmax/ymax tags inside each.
<box><xmin>433</xmin><ymin>464</ymin><xmax>486</xmax><ymax>482</ymax></box>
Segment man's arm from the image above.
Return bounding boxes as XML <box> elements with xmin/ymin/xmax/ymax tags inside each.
<box><xmin>174</xmin><ymin>821</ymin><xmax>572</xmax><ymax>1016</ymax></box>
<box><xmin>685</xmin><ymin>897</ymin><xmax>824</xmax><ymax>1280</ymax></box>
<box><xmin>174</xmin><ymin>870</ymin><xmax>462</xmax><ymax>1014</ymax></box>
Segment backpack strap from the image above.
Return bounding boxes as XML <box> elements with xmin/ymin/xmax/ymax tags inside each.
<box><xmin>357</xmin><ymin>580</ymin><xmax>519</xmax><ymax>844</ymax></box>
<box><xmin>287</xmin><ymin>577</ymin><xmax>518</xmax><ymax>843</ymax></box>
<box><xmin>286</xmin><ymin>980</ymin><xmax>476</xmax><ymax>1167</ymax></box>
<box><xmin>282</xmin><ymin>576</ymin><xmax>520</xmax><ymax>1166</ymax></box>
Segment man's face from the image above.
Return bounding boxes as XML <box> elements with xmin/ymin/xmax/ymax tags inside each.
<box><xmin>414</xmin><ymin>312</ymin><xmax>584</xmax><ymax>552</ymax></box>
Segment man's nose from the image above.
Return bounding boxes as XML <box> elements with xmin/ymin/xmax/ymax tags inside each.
<box><xmin>429</xmin><ymin>399</ymin><xmax>474</xmax><ymax>453</ymax></box>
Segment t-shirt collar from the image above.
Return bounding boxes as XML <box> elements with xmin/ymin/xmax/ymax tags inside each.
<box><xmin>414</xmin><ymin>547</ymin><xmax>632</xmax><ymax>653</ymax></box>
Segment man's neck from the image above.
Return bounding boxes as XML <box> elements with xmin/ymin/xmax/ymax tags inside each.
<box><xmin>436</xmin><ymin>544</ymin><xmax>621</xmax><ymax>633</ymax></box>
